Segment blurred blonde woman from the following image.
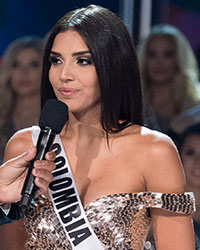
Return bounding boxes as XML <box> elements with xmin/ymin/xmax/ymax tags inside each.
<box><xmin>138</xmin><ymin>24</ymin><xmax>200</xmax><ymax>135</ymax></box>
<box><xmin>0</xmin><ymin>36</ymin><xmax>44</xmax><ymax>163</ymax></box>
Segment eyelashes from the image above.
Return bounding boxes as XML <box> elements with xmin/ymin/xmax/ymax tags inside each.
<box><xmin>76</xmin><ymin>57</ymin><xmax>93</xmax><ymax>65</ymax></box>
<box><xmin>48</xmin><ymin>55</ymin><xmax>61</xmax><ymax>65</ymax></box>
<box><xmin>48</xmin><ymin>55</ymin><xmax>94</xmax><ymax>66</ymax></box>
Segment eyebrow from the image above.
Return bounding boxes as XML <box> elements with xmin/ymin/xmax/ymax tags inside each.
<box><xmin>50</xmin><ymin>50</ymin><xmax>91</xmax><ymax>57</ymax></box>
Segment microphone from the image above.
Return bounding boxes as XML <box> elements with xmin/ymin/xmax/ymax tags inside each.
<box><xmin>20</xmin><ymin>99</ymin><xmax>68</xmax><ymax>212</ymax></box>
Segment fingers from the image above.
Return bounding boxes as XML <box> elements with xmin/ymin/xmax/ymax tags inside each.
<box><xmin>32</xmin><ymin>158</ymin><xmax>56</xmax><ymax>195</ymax></box>
<box><xmin>14</xmin><ymin>147</ymin><xmax>37</xmax><ymax>167</ymax></box>
<box><xmin>33</xmin><ymin>168</ymin><xmax>54</xmax><ymax>195</ymax></box>
<box><xmin>14</xmin><ymin>148</ymin><xmax>55</xmax><ymax>169</ymax></box>
<box><xmin>45</xmin><ymin>151</ymin><xmax>56</xmax><ymax>162</ymax></box>
<box><xmin>34</xmin><ymin>176</ymin><xmax>51</xmax><ymax>195</ymax></box>
<box><xmin>24</xmin><ymin>146</ymin><xmax>37</xmax><ymax>161</ymax></box>
<box><xmin>32</xmin><ymin>160</ymin><xmax>55</xmax><ymax>183</ymax></box>
<box><xmin>34</xmin><ymin>159</ymin><xmax>56</xmax><ymax>172</ymax></box>
<box><xmin>33</xmin><ymin>168</ymin><xmax>54</xmax><ymax>184</ymax></box>
<box><xmin>2</xmin><ymin>147</ymin><xmax>37</xmax><ymax>171</ymax></box>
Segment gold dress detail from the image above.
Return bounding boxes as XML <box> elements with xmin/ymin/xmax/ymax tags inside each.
<box><xmin>24</xmin><ymin>192</ymin><xmax>195</xmax><ymax>250</ymax></box>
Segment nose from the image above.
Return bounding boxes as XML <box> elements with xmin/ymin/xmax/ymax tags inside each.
<box><xmin>154</xmin><ymin>55</ymin><xmax>163</xmax><ymax>64</ymax></box>
<box><xmin>19</xmin><ymin>65</ymin><xmax>30</xmax><ymax>75</ymax></box>
<box><xmin>60</xmin><ymin>63</ymin><xmax>75</xmax><ymax>83</ymax></box>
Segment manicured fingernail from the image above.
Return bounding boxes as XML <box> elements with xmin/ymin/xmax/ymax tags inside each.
<box><xmin>35</xmin><ymin>169</ymin><xmax>39</xmax><ymax>174</ymax></box>
<box><xmin>35</xmin><ymin>161</ymin><xmax>42</xmax><ymax>166</ymax></box>
<box><xmin>49</xmin><ymin>152</ymin><xmax>54</xmax><ymax>159</ymax></box>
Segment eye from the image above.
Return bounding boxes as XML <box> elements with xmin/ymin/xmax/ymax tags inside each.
<box><xmin>164</xmin><ymin>50</ymin><xmax>175</xmax><ymax>59</ymax></box>
<box><xmin>76</xmin><ymin>57</ymin><xmax>93</xmax><ymax>66</ymax></box>
<box><xmin>183</xmin><ymin>148</ymin><xmax>195</xmax><ymax>156</ymax></box>
<box><xmin>146</xmin><ymin>50</ymin><xmax>157</xmax><ymax>59</ymax></box>
<box><xmin>30</xmin><ymin>60</ymin><xmax>41</xmax><ymax>68</ymax></box>
<box><xmin>48</xmin><ymin>55</ymin><xmax>62</xmax><ymax>65</ymax></box>
<box><xmin>12</xmin><ymin>61</ymin><xmax>20</xmax><ymax>68</ymax></box>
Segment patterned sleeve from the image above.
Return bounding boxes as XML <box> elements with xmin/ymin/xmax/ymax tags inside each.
<box><xmin>136</xmin><ymin>192</ymin><xmax>195</xmax><ymax>214</ymax></box>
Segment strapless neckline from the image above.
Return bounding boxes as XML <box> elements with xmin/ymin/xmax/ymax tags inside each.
<box><xmin>81</xmin><ymin>191</ymin><xmax>195</xmax><ymax>212</ymax></box>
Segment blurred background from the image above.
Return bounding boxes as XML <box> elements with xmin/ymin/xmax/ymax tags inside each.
<box><xmin>1</xmin><ymin>0</ymin><xmax>200</xmax><ymax>59</ymax></box>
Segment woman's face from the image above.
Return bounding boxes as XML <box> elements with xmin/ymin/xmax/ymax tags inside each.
<box><xmin>10</xmin><ymin>48</ymin><xmax>42</xmax><ymax>96</ymax></box>
<box><xmin>49</xmin><ymin>30</ymin><xmax>100</xmax><ymax>114</ymax></box>
<box><xmin>181</xmin><ymin>134</ymin><xmax>200</xmax><ymax>189</ymax></box>
<box><xmin>145</xmin><ymin>35</ymin><xmax>178</xmax><ymax>84</ymax></box>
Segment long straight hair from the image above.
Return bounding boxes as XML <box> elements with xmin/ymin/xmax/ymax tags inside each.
<box><xmin>41</xmin><ymin>5</ymin><xmax>144</xmax><ymax>133</ymax></box>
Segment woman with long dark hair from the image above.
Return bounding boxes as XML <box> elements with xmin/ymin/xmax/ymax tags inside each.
<box><xmin>0</xmin><ymin>5</ymin><xmax>195</xmax><ymax>249</ymax></box>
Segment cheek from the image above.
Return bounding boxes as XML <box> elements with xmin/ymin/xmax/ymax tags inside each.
<box><xmin>30</xmin><ymin>69</ymin><xmax>42</xmax><ymax>82</ymax></box>
<box><xmin>146</xmin><ymin>58</ymin><xmax>153</xmax><ymax>68</ymax></box>
<box><xmin>90</xmin><ymin>77</ymin><xmax>100</xmax><ymax>96</ymax></box>
<box><xmin>10</xmin><ymin>69</ymin><xmax>20</xmax><ymax>80</ymax></box>
<box><xmin>145</xmin><ymin>60</ymin><xmax>155</xmax><ymax>75</ymax></box>
<box><xmin>81</xmin><ymin>69</ymin><xmax>99</xmax><ymax>90</ymax></box>
<box><xmin>182</xmin><ymin>157</ymin><xmax>193</xmax><ymax>173</ymax></box>
<box><xmin>80</xmin><ymin>68</ymin><xmax>97</xmax><ymax>82</ymax></box>
<box><xmin>48</xmin><ymin>69</ymin><xmax>60</xmax><ymax>97</ymax></box>
<box><xmin>165</xmin><ymin>58</ymin><xmax>177</xmax><ymax>71</ymax></box>
<box><xmin>49</xmin><ymin>68</ymin><xmax>56</xmax><ymax>86</ymax></box>
<box><xmin>10</xmin><ymin>73</ymin><xmax>20</xmax><ymax>89</ymax></box>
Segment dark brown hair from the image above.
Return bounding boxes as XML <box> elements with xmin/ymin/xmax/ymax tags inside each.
<box><xmin>41</xmin><ymin>4</ymin><xmax>144</xmax><ymax>133</ymax></box>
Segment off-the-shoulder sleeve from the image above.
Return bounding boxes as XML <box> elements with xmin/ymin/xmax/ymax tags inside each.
<box><xmin>136</xmin><ymin>192</ymin><xmax>195</xmax><ymax>214</ymax></box>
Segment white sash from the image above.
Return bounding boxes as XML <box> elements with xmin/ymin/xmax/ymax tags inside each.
<box><xmin>32</xmin><ymin>127</ymin><xmax>104</xmax><ymax>250</ymax></box>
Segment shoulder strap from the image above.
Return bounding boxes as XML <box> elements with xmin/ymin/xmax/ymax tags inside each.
<box><xmin>48</xmin><ymin>135</ymin><xmax>104</xmax><ymax>250</ymax></box>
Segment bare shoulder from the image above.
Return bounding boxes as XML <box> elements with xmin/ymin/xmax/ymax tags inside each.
<box><xmin>125</xmin><ymin>125</ymin><xmax>185</xmax><ymax>193</ymax></box>
<box><xmin>122</xmin><ymin>125</ymin><xmax>175</xmax><ymax>148</ymax></box>
<box><xmin>4</xmin><ymin>127</ymin><xmax>36</xmax><ymax>162</ymax></box>
<box><xmin>140</xmin><ymin>126</ymin><xmax>176</xmax><ymax>149</ymax></box>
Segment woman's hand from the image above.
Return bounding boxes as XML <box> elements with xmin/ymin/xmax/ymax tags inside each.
<box><xmin>0</xmin><ymin>146</ymin><xmax>56</xmax><ymax>203</ymax></box>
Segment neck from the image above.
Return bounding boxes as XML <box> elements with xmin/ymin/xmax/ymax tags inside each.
<box><xmin>150</xmin><ymin>81</ymin><xmax>177</xmax><ymax>119</ymax></box>
<box><xmin>60</xmin><ymin>108</ymin><xmax>105</xmax><ymax>141</ymax></box>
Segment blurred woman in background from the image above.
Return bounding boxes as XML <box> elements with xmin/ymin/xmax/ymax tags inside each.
<box><xmin>178</xmin><ymin>123</ymin><xmax>200</xmax><ymax>244</ymax></box>
<box><xmin>138</xmin><ymin>24</ymin><xmax>200</xmax><ymax>139</ymax></box>
<box><xmin>0</xmin><ymin>36</ymin><xmax>44</xmax><ymax>163</ymax></box>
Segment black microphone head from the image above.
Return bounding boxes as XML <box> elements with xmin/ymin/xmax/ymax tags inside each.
<box><xmin>39</xmin><ymin>99</ymin><xmax>68</xmax><ymax>134</ymax></box>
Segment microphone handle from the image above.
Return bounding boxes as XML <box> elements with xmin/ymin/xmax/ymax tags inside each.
<box><xmin>20</xmin><ymin>127</ymin><xmax>56</xmax><ymax>211</ymax></box>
